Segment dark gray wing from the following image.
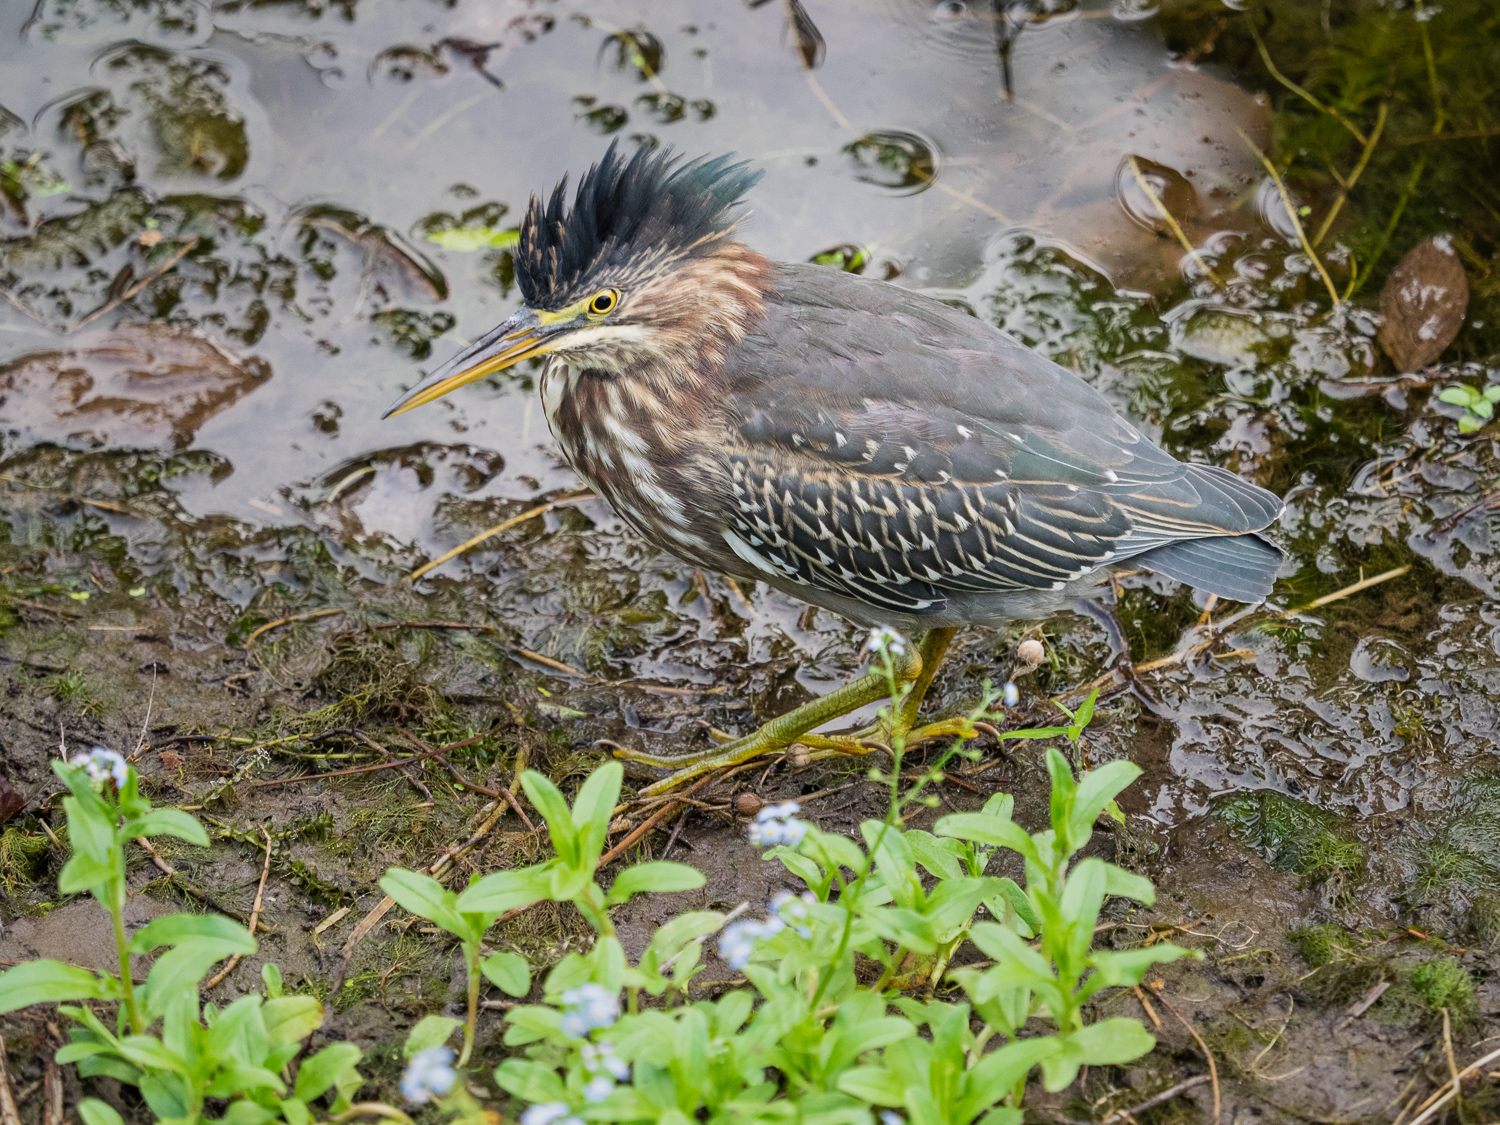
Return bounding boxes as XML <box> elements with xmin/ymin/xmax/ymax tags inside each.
<box><xmin>713</xmin><ymin>264</ymin><xmax>1282</xmax><ymax>614</ymax></box>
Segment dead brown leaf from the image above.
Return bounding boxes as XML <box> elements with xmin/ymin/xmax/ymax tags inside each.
<box><xmin>1378</xmin><ymin>234</ymin><xmax>1469</xmax><ymax>373</ymax></box>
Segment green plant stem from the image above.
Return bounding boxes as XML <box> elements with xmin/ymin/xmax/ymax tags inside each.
<box><xmin>1247</xmin><ymin>14</ymin><xmax>1366</xmax><ymax>144</ymax></box>
<box><xmin>1350</xmin><ymin>155</ymin><xmax>1426</xmax><ymax>297</ymax></box>
<box><xmin>1314</xmin><ymin>99</ymin><xmax>1388</xmax><ymax>247</ymax></box>
<box><xmin>457</xmin><ymin>944</ymin><xmax>479</xmax><ymax>1068</ymax></box>
<box><xmin>1237</xmin><ymin>128</ymin><xmax>1341</xmax><ymax>307</ymax></box>
<box><xmin>870</xmin><ymin>949</ymin><xmax>905</xmax><ymax>994</ymax></box>
<box><xmin>109</xmin><ymin>899</ymin><xmax>144</xmax><ymax>1034</ymax></box>
<box><xmin>1415</xmin><ymin>0</ymin><xmax>1445</xmax><ymax>134</ymax></box>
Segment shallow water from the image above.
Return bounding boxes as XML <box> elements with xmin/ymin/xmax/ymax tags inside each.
<box><xmin>2</xmin><ymin>0</ymin><xmax>1500</xmax><ymax>1117</ymax></box>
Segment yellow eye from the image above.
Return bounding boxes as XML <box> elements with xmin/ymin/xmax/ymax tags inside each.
<box><xmin>588</xmin><ymin>289</ymin><xmax>619</xmax><ymax>316</ymax></box>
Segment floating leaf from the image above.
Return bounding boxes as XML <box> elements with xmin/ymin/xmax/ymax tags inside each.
<box><xmin>426</xmin><ymin>226</ymin><xmax>518</xmax><ymax>252</ymax></box>
<box><xmin>1377</xmin><ymin>234</ymin><xmax>1469</xmax><ymax>373</ymax></box>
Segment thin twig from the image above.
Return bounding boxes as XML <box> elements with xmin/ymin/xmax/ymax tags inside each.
<box><xmin>660</xmin><ymin>808</ymin><xmax>691</xmax><ymax>860</ymax></box>
<box><xmin>1287</xmin><ymin>565</ymin><xmax>1410</xmax><ymax>614</ymax></box>
<box><xmin>1103</xmin><ymin>1074</ymin><xmax>1211</xmax><ymax>1123</ymax></box>
<box><xmin>1313</xmin><ymin>99</ymin><xmax>1389</xmax><ymax>247</ymax></box>
<box><xmin>41</xmin><ymin>1061</ymin><xmax>60</xmax><ymax>1125</ymax></box>
<box><xmin>1441</xmin><ymin>1008</ymin><xmax>1461</xmax><ymax>1115</ymax></box>
<box><xmin>0</xmin><ymin>1037</ymin><xmax>22</xmax><ymax>1125</ymax></box>
<box><xmin>205</xmin><ymin>826</ymin><xmax>272</xmax><ymax>988</ymax></box>
<box><xmin>129</xmin><ymin>667</ymin><xmax>158</xmax><ymax>763</ymax></box>
<box><xmin>1126</xmin><ymin>156</ymin><xmax>1221</xmax><ymax>286</ymax></box>
<box><xmin>351</xmin><ymin>731</ymin><xmax>432</xmax><ymax>801</ymax></box>
<box><xmin>1236</xmin><ymin>129</ymin><xmax>1340</xmax><ymax>307</ymax></box>
<box><xmin>343</xmin><ymin>791</ymin><xmax>509</xmax><ymax>956</ymax></box>
<box><xmin>137</xmin><ymin>835</ymin><xmax>175</xmax><ymax>876</ymax></box>
<box><xmin>1405</xmin><ymin>1043</ymin><xmax>1500</xmax><ymax>1125</ymax></box>
<box><xmin>1247</xmin><ymin>19</ymin><xmax>1365</xmax><ymax>144</ymax></box>
<box><xmin>1152</xmin><ymin>986</ymin><xmax>1220</xmax><ymax>1125</ymax></box>
<box><xmin>408</xmin><ymin>492</ymin><xmax>595</xmax><ymax>581</ymax></box>
<box><xmin>72</xmin><ymin>237</ymin><xmax>200</xmax><ymax>332</ymax></box>
<box><xmin>245</xmin><ymin>606</ymin><xmax>346</xmax><ymax>649</ymax></box>
<box><xmin>249</xmin><ymin>728</ymin><xmax>495</xmax><ymax>788</ymax></box>
<box><xmin>599</xmin><ymin>800</ymin><xmax>684</xmax><ymax>867</ymax></box>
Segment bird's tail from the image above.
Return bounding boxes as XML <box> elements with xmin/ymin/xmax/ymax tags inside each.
<box><xmin>1129</xmin><ymin>534</ymin><xmax>1284</xmax><ymax>603</ymax></box>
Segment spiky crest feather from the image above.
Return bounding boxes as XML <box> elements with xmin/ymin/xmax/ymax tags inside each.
<box><xmin>515</xmin><ymin>142</ymin><xmax>762</xmax><ymax>309</ymax></box>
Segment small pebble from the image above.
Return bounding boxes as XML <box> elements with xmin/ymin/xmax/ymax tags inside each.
<box><xmin>735</xmin><ymin>792</ymin><xmax>763</xmax><ymax>818</ymax></box>
<box><xmin>787</xmin><ymin>744</ymin><xmax>811</xmax><ymax>769</ymax></box>
<box><xmin>1016</xmin><ymin>638</ymin><xmax>1045</xmax><ymax>668</ymax></box>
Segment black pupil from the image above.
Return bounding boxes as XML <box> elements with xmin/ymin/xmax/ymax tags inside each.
<box><xmin>593</xmin><ymin>293</ymin><xmax>613</xmax><ymax>312</ymax></box>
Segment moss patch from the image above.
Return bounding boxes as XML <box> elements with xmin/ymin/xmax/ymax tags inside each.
<box><xmin>1215</xmin><ymin>791</ymin><xmax>1365</xmax><ymax>883</ymax></box>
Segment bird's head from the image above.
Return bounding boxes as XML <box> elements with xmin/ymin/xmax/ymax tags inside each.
<box><xmin>383</xmin><ymin>142</ymin><xmax>765</xmax><ymax>418</ymax></box>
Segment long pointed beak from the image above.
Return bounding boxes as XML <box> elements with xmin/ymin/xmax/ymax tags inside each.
<box><xmin>382</xmin><ymin>307</ymin><xmax>549</xmax><ymax>419</ymax></box>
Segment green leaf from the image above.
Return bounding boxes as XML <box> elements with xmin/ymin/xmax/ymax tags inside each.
<box><xmin>1069</xmin><ymin>760</ymin><xmax>1142</xmax><ymax>845</ymax></box>
<box><xmin>644</xmin><ymin>912</ymin><xmax>724</xmax><ymax>963</ymax></box>
<box><xmin>205</xmin><ymin>1064</ymin><xmax>286</xmax><ymax>1099</ymax></box>
<box><xmin>76</xmin><ymin>1056</ymin><xmax>141</xmax><ymax>1085</ymax></box>
<box><xmin>905</xmin><ymin>831</ymin><xmax>967</xmax><ymax>881</ymax></box>
<box><xmin>58</xmin><ymin>852</ymin><xmax>116</xmax><ymax>898</ymax></box>
<box><xmin>1485</xmin><ymin>386</ymin><xmax>1500</xmax><ymax>403</ymax></box>
<box><xmin>130</xmin><ymin>912</ymin><xmax>255</xmax><ymax>954</ymax></box>
<box><xmin>0</xmin><ymin>961</ymin><xmax>106</xmax><ymax>1012</ymax></box>
<box><xmin>1473</xmin><ymin>398</ymin><xmax>1495</xmax><ymax>420</ymax></box>
<box><xmin>991</xmin><ymin>877</ymin><xmax>1042</xmax><ymax>935</ymax></box>
<box><xmin>60</xmin><ymin>792</ymin><xmax>117</xmax><ymax>867</ymax></box>
<box><xmin>455</xmin><ymin>867</ymin><xmax>549</xmax><ymax>916</ymax></box>
<box><xmin>493</xmin><ymin>1059</ymin><xmax>567</xmax><ymax>1104</ymax></box>
<box><xmin>1102</xmin><ymin>864</ymin><xmax>1155</xmax><ymax>905</ymax></box>
<box><xmin>380</xmin><ymin>870</ymin><xmax>470</xmax><ymax>938</ymax></box>
<box><xmin>767</xmin><ymin>846</ymin><xmax>823</xmax><ymax>888</ymax></box>
<box><xmin>605</xmin><ymin>861</ymin><xmax>705</xmax><ymax>905</ymax></box>
<box><xmin>570</xmin><ymin>761</ymin><xmax>623</xmax><ymax>866</ymax></box>
<box><xmin>801</xmin><ymin>828</ymin><xmax>867</xmax><ymax>875</ymax></box>
<box><xmin>136</xmin><ymin>915</ymin><xmax>257</xmax><ymax>1019</ymax></box>
<box><xmin>1059</xmin><ymin>1017</ymin><xmax>1154</xmax><ymax>1068</ymax></box>
<box><xmin>1439</xmin><ymin>385</ymin><xmax>1480</xmax><ymax>406</ymax></box>
<box><xmin>403</xmin><ymin>1015</ymin><xmax>462</xmax><ymax>1057</ymax></box>
<box><xmin>222</xmin><ymin>1100</ymin><xmax>279</xmax><ymax>1125</ymax></box>
<box><xmin>262</xmin><ymin>963</ymin><xmax>283</xmax><ymax>998</ymax></box>
<box><xmin>480</xmin><ymin>952</ymin><xmax>530</xmax><ymax>997</ymax></box>
<box><xmin>958</xmin><ymin>1037</ymin><xmax>1061</xmax><ymax>1121</ymax></box>
<box><xmin>77</xmin><ymin>1099</ymin><xmax>125</xmax><ymax>1125</ymax></box>
<box><xmin>1459</xmin><ymin>413</ymin><xmax>1485</xmax><ymax>432</ymax></box>
<box><xmin>116</xmin><ymin>1035</ymin><xmax>187</xmax><ymax>1073</ymax></box>
<box><xmin>128</xmin><ymin>809</ymin><xmax>209</xmax><ymax>847</ymax></box>
<box><xmin>293</xmin><ymin>1042</ymin><xmax>362</xmax><ymax>1102</ymax></box>
<box><xmin>519</xmin><ymin>770</ymin><xmax>578</xmax><ymax>867</ymax></box>
<box><xmin>137</xmin><ymin>1074</ymin><xmax>189</xmax><ymax>1120</ymax></box>
<box><xmin>933</xmin><ymin>813</ymin><xmax>1028</xmax><ymax>852</ymax></box>
<box><xmin>1087</xmin><ymin>944</ymin><xmax>1197</xmax><ymax>990</ymax></box>
<box><xmin>969</xmin><ymin>923</ymin><xmax>1053</xmax><ymax>981</ymax></box>
<box><xmin>1059</xmin><ymin>859</ymin><xmax>1108</xmax><ymax>967</ymax></box>
<box><xmin>426</xmin><ymin>227</ymin><xmax>519</xmax><ymax>251</ymax></box>
<box><xmin>1071</xmin><ymin>688</ymin><xmax>1098</xmax><ymax>733</ymax></box>
<box><xmin>837</xmin><ymin>1067</ymin><xmax>904</xmax><ymax>1105</ymax></box>
<box><xmin>262</xmin><ymin>996</ymin><xmax>325</xmax><ymax>1047</ymax></box>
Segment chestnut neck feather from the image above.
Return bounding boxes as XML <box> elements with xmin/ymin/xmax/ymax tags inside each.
<box><xmin>540</xmin><ymin>243</ymin><xmax>775</xmax><ymax>555</ymax></box>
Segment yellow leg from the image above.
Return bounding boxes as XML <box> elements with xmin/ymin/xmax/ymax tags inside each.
<box><xmin>612</xmin><ymin>627</ymin><xmax>968</xmax><ymax>796</ymax></box>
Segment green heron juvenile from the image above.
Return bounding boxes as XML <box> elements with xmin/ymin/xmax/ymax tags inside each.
<box><xmin>385</xmin><ymin>142</ymin><xmax>1283</xmax><ymax>795</ymax></box>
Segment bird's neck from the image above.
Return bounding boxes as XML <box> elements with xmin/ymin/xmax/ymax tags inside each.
<box><xmin>536</xmin><ymin>244</ymin><xmax>773</xmax><ymax>560</ymax></box>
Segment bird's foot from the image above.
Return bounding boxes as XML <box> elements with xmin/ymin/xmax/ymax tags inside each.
<box><xmin>610</xmin><ymin>628</ymin><xmax>970</xmax><ymax>797</ymax></box>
